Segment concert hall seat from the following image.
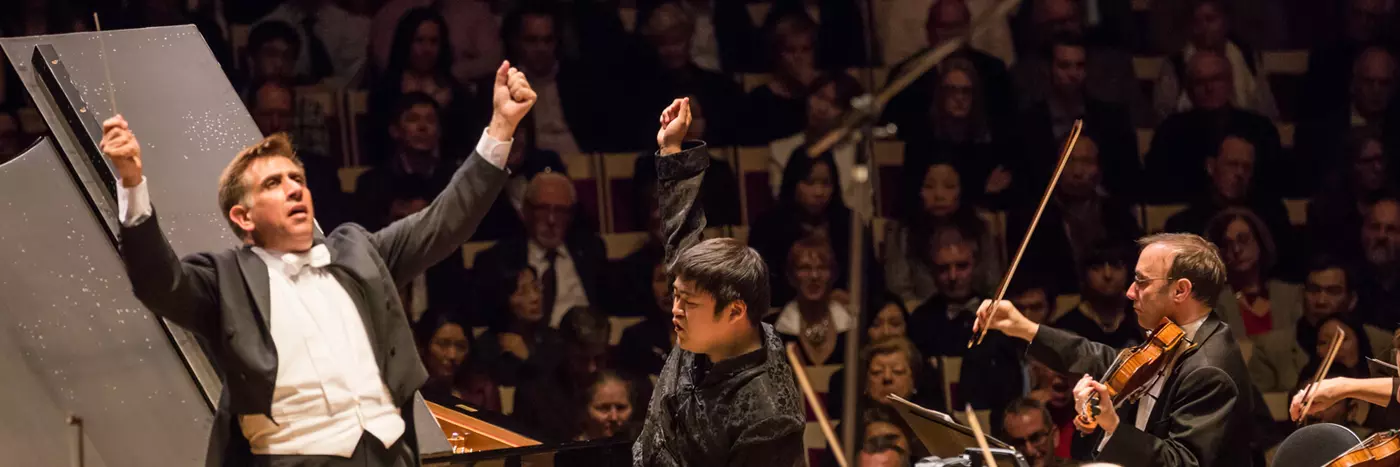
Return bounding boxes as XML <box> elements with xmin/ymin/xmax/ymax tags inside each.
<box><xmin>602</xmin><ymin>152</ymin><xmax>639</xmax><ymax>233</ymax></box>
<box><xmin>874</xmin><ymin>139</ymin><xmax>904</xmax><ymax>218</ymax></box>
<box><xmin>737</xmin><ymin>146</ymin><xmax>774</xmax><ymax>225</ymax></box>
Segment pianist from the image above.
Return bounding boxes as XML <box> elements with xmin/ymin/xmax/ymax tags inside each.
<box><xmin>98</xmin><ymin>61</ymin><xmax>535</xmax><ymax>467</ymax></box>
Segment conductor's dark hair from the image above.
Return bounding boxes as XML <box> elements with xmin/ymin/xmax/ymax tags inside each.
<box><xmin>671</xmin><ymin>238</ymin><xmax>770</xmax><ymax>327</ymax></box>
<box><xmin>247</xmin><ymin>20</ymin><xmax>301</xmax><ymax>59</ymax></box>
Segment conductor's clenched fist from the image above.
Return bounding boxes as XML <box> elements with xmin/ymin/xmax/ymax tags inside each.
<box><xmin>100</xmin><ymin>115</ymin><xmax>142</xmax><ymax>187</ymax></box>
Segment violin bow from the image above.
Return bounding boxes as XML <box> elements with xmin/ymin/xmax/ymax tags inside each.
<box><xmin>786</xmin><ymin>343</ymin><xmax>849</xmax><ymax>467</ymax></box>
<box><xmin>1298</xmin><ymin>327</ymin><xmax>1346</xmax><ymax>426</ymax></box>
<box><xmin>969</xmin><ymin>119</ymin><xmax>1083</xmax><ymax>348</ymax></box>
<box><xmin>965</xmin><ymin>404</ymin><xmax>998</xmax><ymax>467</ymax></box>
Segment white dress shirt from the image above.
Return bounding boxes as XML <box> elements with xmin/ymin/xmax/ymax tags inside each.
<box><xmin>1097</xmin><ymin>316</ymin><xmax>1207</xmax><ymax>452</ymax></box>
<box><xmin>115</xmin><ymin>130</ymin><xmax>512</xmax><ymax>456</ymax></box>
<box><xmin>528</xmin><ymin>241</ymin><xmax>589</xmax><ymax>328</ymax></box>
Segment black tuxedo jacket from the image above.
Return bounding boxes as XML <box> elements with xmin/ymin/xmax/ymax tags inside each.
<box><xmin>1027</xmin><ymin>314</ymin><xmax>1256</xmax><ymax>467</ymax></box>
<box><xmin>118</xmin><ymin>151</ymin><xmax>508</xmax><ymax>466</ymax></box>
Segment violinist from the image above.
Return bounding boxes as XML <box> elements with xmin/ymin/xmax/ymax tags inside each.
<box><xmin>1290</xmin><ymin>329</ymin><xmax>1400</xmax><ymax>427</ymax></box>
<box><xmin>973</xmin><ymin>233</ymin><xmax>1258</xmax><ymax>466</ymax></box>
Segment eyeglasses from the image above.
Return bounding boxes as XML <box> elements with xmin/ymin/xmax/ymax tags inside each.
<box><xmin>1133</xmin><ymin>276</ymin><xmax>1177</xmax><ymax>289</ymax></box>
<box><xmin>1006</xmin><ymin>429</ymin><xmax>1050</xmax><ymax>447</ymax></box>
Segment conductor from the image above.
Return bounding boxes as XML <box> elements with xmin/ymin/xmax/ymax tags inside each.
<box><xmin>973</xmin><ymin>233</ymin><xmax>1257</xmax><ymax>467</ymax></box>
<box><xmin>99</xmin><ymin>61</ymin><xmax>536</xmax><ymax>466</ymax></box>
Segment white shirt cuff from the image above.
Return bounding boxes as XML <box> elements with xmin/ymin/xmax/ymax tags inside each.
<box><xmin>475</xmin><ymin>129</ymin><xmax>512</xmax><ymax>170</ymax></box>
<box><xmin>116</xmin><ymin>177</ymin><xmax>153</xmax><ymax>227</ymax></box>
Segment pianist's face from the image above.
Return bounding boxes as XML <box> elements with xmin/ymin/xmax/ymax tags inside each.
<box><xmin>237</xmin><ymin>156</ymin><xmax>315</xmax><ymax>252</ymax></box>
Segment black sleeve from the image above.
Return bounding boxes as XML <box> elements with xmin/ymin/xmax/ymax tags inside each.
<box><xmin>727</xmin><ymin>421</ymin><xmax>805</xmax><ymax>467</ymax></box>
<box><xmin>118</xmin><ymin>211</ymin><xmax>221</xmax><ymax>339</ymax></box>
<box><xmin>1025</xmin><ymin>324</ymin><xmax>1120</xmax><ymax>377</ymax></box>
<box><xmin>1097</xmin><ymin>366</ymin><xmax>1241</xmax><ymax>467</ymax></box>
<box><xmin>655</xmin><ymin>142</ymin><xmax>712</xmax><ymax>271</ymax></box>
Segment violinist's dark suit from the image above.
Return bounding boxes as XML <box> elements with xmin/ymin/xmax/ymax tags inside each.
<box><xmin>1027</xmin><ymin>314</ymin><xmax>1256</xmax><ymax>467</ymax></box>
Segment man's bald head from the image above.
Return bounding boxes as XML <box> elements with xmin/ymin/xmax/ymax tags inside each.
<box><xmin>524</xmin><ymin>172</ymin><xmax>577</xmax><ymax>249</ymax></box>
<box><xmin>1352</xmin><ymin>47</ymin><xmax>1397</xmax><ymax>118</ymax></box>
<box><xmin>1187</xmin><ymin>50</ymin><xmax>1233</xmax><ymax>110</ymax></box>
<box><xmin>926</xmin><ymin>0</ymin><xmax>971</xmax><ymax>45</ymax></box>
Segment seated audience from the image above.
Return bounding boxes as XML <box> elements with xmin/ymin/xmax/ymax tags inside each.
<box><xmin>1053</xmin><ymin>245</ymin><xmax>1144</xmax><ymax>348</ymax></box>
<box><xmin>1205</xmin><ymin>208</ymin><xmax>1304</xmax><ymax>339</ymax></box>
<box><xmin>635</xmin><ymin>0</ymin><xmax>762</xmax><ymax>73</ymax></box>
<box><xmin>1012</xmin><ymin>134</ymin><xmax>1141</xmax><ymax>295</ymax></box>
<box><xmin>1162</xmin><ymin>134</ymin><xmax>1295</xmax><ymax>261</ymax></box>
<box><xmin>1309</xmin><ymin>127</ymin><xmax>1397</xmax><ymax>260</ymax></box>
<box><xmin>634</xmin><ymin>96</ymin><xmax>742</xmax><ymax>226</ymax></box>
<box><xmin>1025</xmin><ymin>359</ymin><xmax>1084</xmax><ymax>459</ymax></box>
<box><xmin>473</xmin><ymin>172</ymin><xmax>608</xmax><ymax>327</ymax></box>
<box><xmin>1297</xmin><ymin>46</ymin><xmax>1400</xmax><ymax>185</ymax></box>
<box><xmin>748</xmin><ymin>12</ymin><xmax>821</xmax><ymax>143</ymax></box>
<box><xmin>1143</xmin><ymin>51</ymin><xmax>1288</xmax><ymax>202</ymax></box>
<box><xmin>414</xmin><ymin>310</ymin><xmax>500</xmax><ymax>411</ymax></box>
<box><xmin>617</xmin><ymin>261</ymin><xmax>676</xmax><ymax>377</ymax></box>
<box><xmin>885</xmin><ymin>162</ymin><xmax>1004</xmax><ymax>305</ymax></box>
<box><xmin>370</xmin><ymin>0</ymin><xmax>502</xmax><ymax>84</ymax></box>
<box><xmin>902</xmin><ymin>59</ymin><xmax>1015</xmax><ymax>209</ymax></box>
<box><xmin>470</xmin><ymin>117</ymin><xmax>568</xmax><ymax>241</ymax></box>
<box><xmin>1249</xmin><ymin>256</ymin><xmax>1357</xmax><ymax>392</ymax></box>
<box><xmin>909</xmin><ymin>232</ymin><xmax>986</xmax><ymax>357</ymax></box>
<box><xmin>635</xmin><ymin>2</ymin><xmax>747</xmax><ymax>147</ymax></box>
<box><xmin>817</xmin><ymin>294</ymin><xmax>914</xmax><ymax>405</ymax></box>
<box><xmin>513</xmin><ymin>307</ymin><xmax>615</xmax><ymax>442</ymax></box>
<box><xmin>383</xmin><ymin>179</ymin><xmax>467</xmax><ymax>319</ymax></box>
<box><xmin>240</xmin><ymin>22</ymin><xmax>335</xmax><ymax>159</ymax></box>
<box><xmin>1011</xmin><ymin>0</ymin><xmax>1137</xmax><ymax>114</ymax></box>
<box><xmin>1295</xmin><ymin>316</ymin><xmax>1375</xmax><ymax>390</ymax></box>
<box><xmin>883</xmin><ymin>0</ymin><xmax>1016</xmax><ymax>143</ymax></box>
<box><xmin>1000</xmin><ymin>398</ymin><xmax>1071</xmax><ymax>467</ymax></box>
<box><xmin>749</xmin><ymin>151</ymin><xmax>876</xmax><ymax>307</ymax></box>
<box><xmin>826</xmin><ymin>337</ymin><xmax>940</xmax><ymax>417</ymax></box>
<box><xmin>256</xmin><ymin>0</ymin><xmax>370</xmax><ymax>84</ymax></box>
<box><xmin>1152</xmin><ymin>0</ymin><xmax>1278</xmax><ymax>122</ymax></box>
<box><xmin>355</xmin><ymin>93</ymin><xmax>463</xmax><ymax>230</ymax></box>
<box><xmin>575</xmin><ymin>370</ymin><xmax>641</xmax><ymax>441</ymax></box>
<box><xmin>1355</xmin><ymin>197</ymin><xmax>1400</xmax><ymax>330</ymax></box>
<box><xmin>1297</xmin><ymin>0</ymin><xmax>1393</xmax><ymax>123</ymax></box>
<box><xmin>961</xmin><ymin>277</ymin><xmax>1055</xmax><ymax>428</ymax></box>
<box><xmin>770</xmin><ymin>236</ymin><xmax>852</xmax><ymax>365</ymax></box>
<box><xmin>1016</xmin><ymin>35</ymin><xmax>1139</xmax><ymax>201</ymax></box>
<box><xmin>473</xmin><ymin>265</ymin><xmax>562</xmax><ymax>386</ymax></box>
<box><xmin>768</xmin><ymin>73</ymin><xmax>864</xmax><ymax>208</ymax></box>
<box><xmin>368</xmin><ymin>8</ymin><xmax>478</xmax><ymax>156</ymax></box>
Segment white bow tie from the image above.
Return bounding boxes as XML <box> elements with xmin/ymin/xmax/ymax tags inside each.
<box><xmin>279</xmin><ymin>244</ymin><xmax>332</xmax><ymax>277</ymax></box>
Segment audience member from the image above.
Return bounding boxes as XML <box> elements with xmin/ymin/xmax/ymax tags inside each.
<box><xmin>1053</xmin><ymin>245</ymin><xmax>1143</xmax><ymax>348</ymax></box>
<box><xmin>1012</xmin><ymin>135</ymin><xmax>1141</xmax><ymax>294</ymax></box>
<box><xmin>770</xmin><ymin>236</ymin><xmax>853</xmax><ymax>365</ymax></box>
<box><xmin>1025</xmin><ymin>359</ymin><xmax>1084</xmax><ymax>460</ymax></box>
<box><xmin>961</xmin><ymin>277</ymin><xmax>1054</xmax><ymax>429</ymax></box>
<box><xmin>634</xmin><ymin>96</ymin><xmax>742</xmax><ymax>226</ymax></box>
<box><xmin>1000</xmin><ymin>398</ymin><xmax>1070</xmax><ymax>467</ymax></box>
<box><xmin>471</xmin><ymin>116</ymin><xmax>568</xmax><ymax>241</ymax></box>
<box><xmin>1309</xmin><ymin>127</ymin><xmax>1397</xmax><ymax>260</ymax></box>
<box><xmin>1016</xmin><ymin>36</ymin><xmax>1140</xmax><ymax>201</ymax></box>
<box><xmin>414</xmin><ymin>310</ymin><xmax>500</xmax><ymax>411</ymax></box>
<box><xmin>242</xmin><ymin>21</ymin><xmax>302</xmax><ymax>88</ymax></box>
<box><xmin>636</xmin><ymin>2</ymin><xmax>748</xmax><ymax>147</ymax></box>
<box><xmin>883</xmin><ymin>0</ymin><xmax>1017</xmax><ymax>140</ymax></box>
<box><xmin>884</xmin><ymin>162</ymin><xmax>1004</xmax><ymax>305</ymax></box>
<box><xmin>1295</xmin><ymin>316</ymin><xmax>1375</xmax><ymax>390</ymax></box>
<box><xmin>575</xmin><ymin>370</ymin><xmax>640</xmax><ymax>441</ymax></box>
<box><xmin>1205</xmin><ymin>208</ymin><xmax>1304</xmax><ymax>339</ymax></box>
<box><xmin>1355</xmin><ymin>197</ymin><xmax>1400</xmax><ymax>330</ymax></box>
<box><xmin>1299</xmin><ymin>0</ymin><xmax>1395</xmax><ymax>128</ymax></box>
<box><xmin>370</xmin><ymin>0</ymin><xmax>502</xmax><ymax>84</ymax></box>
<box><xmin>1297</xmin><ymin>47</ymin><xmax>1400</xmax><ymax>185</ymax></box>
<box><xmin>513</xmin><ymin>306</ymin><xmax>614</xmax><ymax>442</ymax></box>
<box><xmin>1011</xmin><ymin>0</ymin><xmax>1138</xmax><ymax>115</ymax></box>
<box><xmin>1145</xmin><ymin>50</ymin><xmax>1291</xmax><ymax>201</ymax></box>
<box><xmin>909</xmin><ymin>233</ymin><xmax>985</xmax><ymax>357</ymax></box>
<box><xmin>636</xmin><ymin>0</ymin><xmax>763</xmax><ymax>73</ymax></box>
<box><xmin>473</xmin><ymin>172</ymin><xmax>608</xmax><ymax>327</ymax></box>
<box><xmin>902</xmin><ymin>59</ymin><xmax>1016</xmax><ymax>210</ymax></box>
<box><xmin>472</xmin><ymin>265</ymin><xmax>561</xmax><ymax>386</ymax></box>
<box><xmin>1249</xmin><ymin>256</ymin><xmax>1356</xmax><ymax>392</ymax></box>
<box><xmin>826</xmin><ymin>336</ymin><xmax>940</xmax><ymax>417</ymax></box>
<box><xmin>749</xmin><ymin>151</ymin><xmax>877</xmax><ymax>307</ymax></box>
<box><xmin>1152</xmin><ymin>0</ymin><xmax>1278</xmax><ymax>122</ymax></box>
<box><xmin>768</xmin><ymin>73</ymin><xmax>864</xmax><ymax>207</ymax></box>
<box><xmin>382</xmin><ymin>179</ymin><xmax>469</xmax><ymax>320</ymax></box>
<box><xmin>500</xmin><ymin>3</ymin><xmax>622</xmax><ymax>153</ymax></box>
<box><xmin>1161</xmin><ymin>134</ymin><xmax>1294</xmax><ymax>248</ymax></box>
<box><xmin>748</xmin><ymin>13</ymin><xmax>821</xmax><ymax>143</ymax></box>
<box><xmin>368</xmin><ymin>8</ymin><xmax>478</xmax><ymax>155</ymax></box>
<box><xmin>857</xmin><ymin>434</ymin><xmax>910</xmax><ymax>467</ymax></box>
<box><xmin>765</xmin><ymin>0</ymin><xmax>873</xmax><ymax>69</ymax></box>
<box><xmin>1148</xmin><ymin>0</ymin><xmax>1284</xmax><ymax>54</ymax></box>
<box><xmin>868</xmin><ymin>294</ymin><xmax>913</xmax><ymax>342</ymax></box>
<box><xmin>355</xmin><ymin>93</ymin><xmax>462</xmax><ymax>230</ymax></box>
<box><xmin>617</xmin><ymin>261</ymin><xmax>676</xmax><ymax>377</ymax></box>
<box><xmin>256</xmin><ymin>0</ymin><xmax>370</xmax><ymax>84</ymax></box>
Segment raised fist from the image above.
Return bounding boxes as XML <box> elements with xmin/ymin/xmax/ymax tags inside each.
<box><xmin>100</xmin><ymin>115</ymin><xmax>143</xmax><ymax>187</ymax></box>
<box><xmin>488</xmin><ymin>61</ymin><xmax>537</xmax><ymax>140</ymax></box>
<box><xmin>657</xmin><ymin>97</ymin><xmax>691</xmax><ymax>155</ymax></box>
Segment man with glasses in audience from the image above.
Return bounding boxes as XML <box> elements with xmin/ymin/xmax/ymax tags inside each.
<box><xmin>1001</xmin><ymin>398</ymin><xmax>1069</xmax><ymax>467</ymax></box>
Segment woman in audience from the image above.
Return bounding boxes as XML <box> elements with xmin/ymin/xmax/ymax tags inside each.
<box><xmin>1205</xmin><ymin>208</ymin><xmax>1304</xmax><ymax>339</ymax></box>
<box><xmin>1152</xmin><ymin>0</ymin><xmax>1277</xmax><ymax>121</ymax></box>
<box><xmin>867</xmin><ymin>294</ymin><xmax>911</xmax><ymax>342</ymax></box>
<box><xmin>767</xmin><ymin>73</ymin><xmax>865</xmax><ymax>208</ymax></box>
<box><xmin>414</xmin><ymin>310</ymin><xmax>500</xmax><ymax>411</ymax></box>
<box><xmin>1308</xmin><ymin>126</ymin><xmax>1396</xmax><ymax>261</ymax></box>
<box><xmin>748</xmin><ymin>12</ymin><xmax>822</xmax><ymax>143</ymax></box>
<box><xmin>574</xmin><ymin>370</ymin><xmax>640</xmax><ymax>441</ymax></box>
<box><xmin>902</xmin><ymin>58</ymin><xmax>1013</xmax><ymax>211</ymax></box>
<box><xmin>826</xmin><ymin>336</ymin><xmax>941</xmax><ymax>418</ymax></box>
<box><xmin>1297</xmin><ymin>316</ymin><xmax>1375</xmax><ymax>387</ymax></box>
<box><xmin>750</xmin><ymin>150</ymin><xmax>877</xmax><ymax>307</ymax></box>
<box><xmin>884</xmin><ymin>161</ymin><xmax>1004</xmax><ymax>305</ymax></box>
<box><xmin>473</xmin><ymin>265</ymin><xmax>563</xmax><ymax>387</ymax></box>
<box><xmin>771</xmin><ymin>236</ymin><xmax>853</xmax><ymax>365</ymax></box>
<box><xmin>369</xmin><ymin>7</ymin><xmax>475</xmax><ymax>156</ymax></box>
<box><xmin>617</xmin><ymin>261</ymin><xmax>676</xmax><ymax>377</ymax></box>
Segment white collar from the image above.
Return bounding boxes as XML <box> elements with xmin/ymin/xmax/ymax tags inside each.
<box><xmin>774</xmin><ymin>300</ymin><xmax>853</xmax><ymax>336</ymax></box>
<box><xmin>1179</xmin><ymin>315</ymin><xmax>1208</xmax><ymax>342</ymax></box>
<box><xmin>252</xmin><ymin>244</ymin><xmax>332</xmax><ymax>277</ymax></box>
<box><xmin>526</xmin><ymin>240</ymin><xmax>568</xmax><ymax>261</ymax></box>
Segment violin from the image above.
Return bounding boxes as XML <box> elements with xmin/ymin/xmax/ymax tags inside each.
<box><xmin>1074</xmin><ymin>318</ymin><xmax>1189</xmax><ymax>433</ymax></box>
<box><xmin>1324</xmin><ymin>430</ymin><xmax>1400</xmax><ymax>467</ymax></box>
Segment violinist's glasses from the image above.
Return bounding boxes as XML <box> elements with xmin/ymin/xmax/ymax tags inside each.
<box><xmin>1132</xmin><ymin>276</ymin><xmax>1178</xmax><ymax>289</ymax></box>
